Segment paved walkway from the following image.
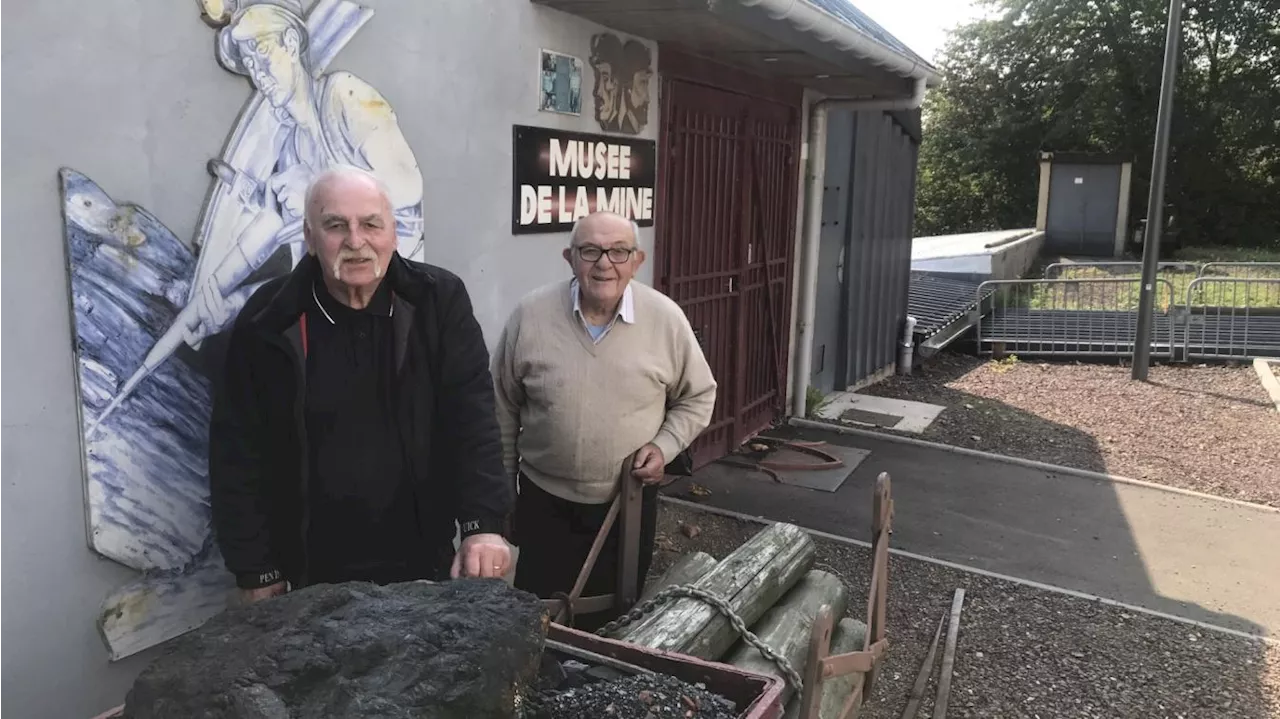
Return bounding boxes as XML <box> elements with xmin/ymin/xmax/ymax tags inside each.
<box><xmin>671</xmin><ymin>423</ymin><xmax>1280</xmax><ymax>638</ymax></box>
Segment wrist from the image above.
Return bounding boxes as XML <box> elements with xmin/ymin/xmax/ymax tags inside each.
<box><xmin>459</xmin><ymin>516</ymin><xmax>508</xmax><ymax>540</ymax></box>
<box><xmin>650</xmin><ymin>433</ymin><xmax>680</xmax><ymax>466</ymax></box>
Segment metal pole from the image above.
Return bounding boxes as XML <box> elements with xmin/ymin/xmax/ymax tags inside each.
<box><xmin>1132</xmin><ymin>0</ymin><xmax>1184</xmax><ymax>380</ymax></box>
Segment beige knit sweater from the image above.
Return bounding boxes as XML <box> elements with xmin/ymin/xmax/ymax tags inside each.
<box><xmin>491</xmin><ymin>279</ymin><xmax>717</xmax><ymax>504</ymax></box>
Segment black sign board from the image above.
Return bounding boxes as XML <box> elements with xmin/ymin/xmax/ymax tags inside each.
<box><xmin>511</xmin><ymin>125</ymin><xmax>657</xmax><ymax>234</ymax></box>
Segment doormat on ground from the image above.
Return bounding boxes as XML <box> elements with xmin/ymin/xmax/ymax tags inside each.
<box><xmin>716</xmin><ymin>439</ymin><xmax>868</xmax><ymax>493</ymax></box>
<box><xmin>839</xmin><ymin>408</ymin><xmax>903</xmax><ymax>428</ymax></box>
<box><xmin>815</xmin><ymin>392</ymin><xmax>945</xmax><ymax>433</ymax></box>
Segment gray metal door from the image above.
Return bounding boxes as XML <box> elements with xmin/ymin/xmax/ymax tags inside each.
<box><xmin>810</xmin><ymin>110</ymin><xmax>856</xmax><ymax>393</ymax></box>
<box><xmin>1046</xmin><ymin>163</ymin><xmax>1121</xmax><ymax>256</ymax></box>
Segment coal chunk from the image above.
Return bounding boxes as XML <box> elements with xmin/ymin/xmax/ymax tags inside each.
<box><xmin>535</xmin><ymin>652</ymin><xmax>569</xmax><ymax>691</ymax></box>
<box><xmin>520</xmin><ymin>672</ymin><xmax>738</xmax><ymax>719</ymax></box>
<box><xmin>123</xmin><ymin>579</ymin><xmax>548</xmax><ymax>719</ymax></box>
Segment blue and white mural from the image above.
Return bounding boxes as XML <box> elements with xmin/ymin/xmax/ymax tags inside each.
<box><xmin>61</xmin><ymin>0</ymin><xmax>424</xmax><ymax>660</ymax></box>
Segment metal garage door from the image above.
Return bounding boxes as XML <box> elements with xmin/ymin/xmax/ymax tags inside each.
<box><xmin>1045</xmin><ymin>162</ymin><xmax>1122</xmax><ymax>256</ymax></box>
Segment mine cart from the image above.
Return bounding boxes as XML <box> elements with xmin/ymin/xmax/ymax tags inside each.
<box><xmin>95</xmin><ymin>458</ymin><xmax>892</xmax><ymax>719</ymax></box>
<box><xmin>541</xmin><ymin>454</ymin><xmax>894</xmax><ymax>719</ymax></box>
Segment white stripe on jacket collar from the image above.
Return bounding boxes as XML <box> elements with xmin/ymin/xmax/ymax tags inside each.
<box><xmin>311</xmin><ymin>282</ymin><xmax>394</xmax><ymax>324</ymax></box>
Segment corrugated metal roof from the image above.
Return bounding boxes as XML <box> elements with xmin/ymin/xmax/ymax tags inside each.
<box><xmin>807</xmin><ymin>0</ymin><xmax>936</xmax><ymax>70</ymax></box>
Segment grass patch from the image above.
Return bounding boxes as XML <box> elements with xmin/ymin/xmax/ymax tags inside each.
<box><xmin>1172</xmin><ymin>244</ymin><xmax>1280</xmax><ymax>264</ymax></box>
<box><xmin>995</xmin><ymin>270</ymin><xmax>1183</xmax><ymax>312</ymax></box>
<box><xmin>804</xmin><ymin>385</ymin><xmax>830</xmax><ymax>419</ymax></box>
<box><xmin>1017</xmin><ymin>253</ymin><xmax>1280</xmax><ymax>311</ymax></box>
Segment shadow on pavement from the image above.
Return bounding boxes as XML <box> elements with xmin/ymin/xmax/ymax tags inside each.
<box><xmin>861</xmin><ymin>353</ymin><xmax>1111</xmax><ymax>473</ymax></box>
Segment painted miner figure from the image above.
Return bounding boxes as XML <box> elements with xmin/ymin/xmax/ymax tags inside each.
<box><xmin>189</xmin><ymin>0</ymin><xmax>425</xmax><ymax>346</ymax></box>
<box><xmin>85</xmin><ymin>0</ymin><xmax>426</xmax><ymax>437</ymax></box>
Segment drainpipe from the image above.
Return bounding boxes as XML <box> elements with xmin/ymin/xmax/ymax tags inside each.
<box><xmin>897</xmin><ymin>315</ymin><xmax>918</xmax><ymax>374</ymax></box>
<box><xmin>789</xmin><ymin>76</ymin><xmax>929</xmax><ymax>418</ymax></box>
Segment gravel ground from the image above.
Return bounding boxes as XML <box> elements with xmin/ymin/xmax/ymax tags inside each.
<box><xmin>854</xmin><ymin>353</ymin><xmax>1280</xmax><ymax>507</ymax></box>
<box><xmin>650</xmin><ymin>503</ymin><xmax>1280</xmax><ymax>719</ymax></box>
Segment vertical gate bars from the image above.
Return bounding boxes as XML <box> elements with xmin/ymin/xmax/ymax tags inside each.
<box><xmin>975</xmin><ymin>277</ymin><xmax>1176</xmax><ymax>358</ymax></box>
<box><xmin>653</xmin><ymin>78</ymin><xmax>800</xmax><ymax>465</ymax></box>
<box><xmin>1197</xmin><ymin>262</ymin><xmax>1280</xmax><ymax>280</ymax></box>
<box><xmin>1183</xmin><ymin>277</ymin><xmax>1280</xmax><ymax>360</ymax></box>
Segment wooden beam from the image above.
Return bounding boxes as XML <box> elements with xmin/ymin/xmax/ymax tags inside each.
<box><xmin>613</xmin><ymin>522</ymin><xmax>815</xmax><ymax>660</ymax></box>
<box><xmin>865</xmin><ymin>472</ymin><xmax>892</xmax><ymax>695</ymax></box>
<box><xmin>726</xmin><ymin>570</ymin><xmax>849</xmax><ymax>704</ymax></box>
<box><xmin>544</xmin><ymin>594</ymin><xmax>619</xmax><ymax>618</ymax></box>
<box><xmin>819</xmin><ymin>639</ymin><xmax>886</xmax><ymax>679</ymax></box>
<box><xmin>899</xmin><ymin>608</ymin><xmax>946</xmax><ymax>719</ymax></box>
<box><xmin>800</xmin><ymin>617</ymin><xmax>868</xmax><ymax>719</ymax></box>
<box><xmin>640</xmin><ymin>551</ymin><xmax>718</xmax><ymax>602</ymax></box>
<box><xmin>1254</xmin><ymin>358</ymin><xmax>1280</xmax><ymax>412</ymax></box>
<box><xmin>616</xmin><ymin>467</ymin><xmax>644</xmax><ymax>611</ymax></box>
<box><xmin>794</xmin><ymin>603</ymin><xmax>834</xmax><ymax>719</ymax></box>
<box><xmin>933</xmin><ymin>589</ymin><xmax>967</xmax><ymax>719</ymax></box>
<box><xmin>556</xmin><ymin>493</ymin><xmax>623</xmax><ymax>623</ymax></box>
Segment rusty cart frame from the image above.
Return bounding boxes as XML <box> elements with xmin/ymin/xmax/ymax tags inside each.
<box><xmin>543</xmin><ymin>453</ymin><xmax>894</xmax><ymax>719</ymax></box>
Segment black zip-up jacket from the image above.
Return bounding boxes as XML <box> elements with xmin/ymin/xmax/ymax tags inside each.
<box><xmin>208</xmin><ymin>252</ymin><xmax>512</xmax><ymax>590</ymax></box>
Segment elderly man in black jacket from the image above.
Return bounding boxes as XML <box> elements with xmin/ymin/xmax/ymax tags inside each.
<box><xmin>209</xmin><ymin>164</ymin><xmax>511</xmax><ymax>603</ymax></box>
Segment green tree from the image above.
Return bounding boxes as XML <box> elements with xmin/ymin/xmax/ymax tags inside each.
<box><xmin>916</xmin><ymin>0</ymin><xmax>1280</xmax><ymax>249</ymax></box>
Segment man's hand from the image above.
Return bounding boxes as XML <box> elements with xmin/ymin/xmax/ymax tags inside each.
<box><xmin>451</xmin><ymin>533</ymin><xmax>512</xmax><ymax>579</ymax></box>
<box><xmin>632</xmin><ymin>443</ymin><xmax>666</xmax><ymax>485</ymax></box>
<box><xmin>269</xmin><ymin>164</ymin><xmax>314</xmax><ymax>221</ymax></box>
<box><xmin>190</xmin><ymin>278</ymin><xmax>233</xmax><ymax>341</ymax></box>
<box><xmin>237</xmin><ymin>581</ymin><xmax>286</xmax><ymax>606</ymax></box>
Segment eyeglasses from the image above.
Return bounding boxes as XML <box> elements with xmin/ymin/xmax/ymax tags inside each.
<box><xmin>575</xmin><ymin>245</ymin><xmax>637</xmax><ymax>264</ymax></box>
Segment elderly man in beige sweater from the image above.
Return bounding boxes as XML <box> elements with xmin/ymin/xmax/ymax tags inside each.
<box><xmin>491</xmin><ymin>211</ymin><xmax>717</xmax><ymax>630</ymax></box>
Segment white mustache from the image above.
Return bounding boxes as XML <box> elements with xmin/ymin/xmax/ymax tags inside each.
<box><xmin>331</xmin><ymin>247</ymin><xmax>381</xmax><ymax>280</ymax></box>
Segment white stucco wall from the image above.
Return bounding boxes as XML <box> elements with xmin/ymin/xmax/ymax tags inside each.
<box><xmin>0</xmin><ymin>1</ymin><xmax>657</xmax><ymax>716</ymax></box>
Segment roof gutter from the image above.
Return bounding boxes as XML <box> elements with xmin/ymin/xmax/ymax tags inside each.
<box><xmin>789</xmin><ymin>76</ymin><xmax>928</xmax><ymax>418</ymax></box>
<box><xmin>737</xmin><ymin>0</ymin><xmax>943</xmax><ymax>86</ymax></box>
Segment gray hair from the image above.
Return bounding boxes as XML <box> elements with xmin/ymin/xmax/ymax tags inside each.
<box><xmin>568</xmin><ymin>212</ymin><xmax>641</xmax><ymax>248</ymax></box>
<box><xmin>303</xmin><ymin>164</ymin><xmax>393</xmax><ymax>228</ymax></box>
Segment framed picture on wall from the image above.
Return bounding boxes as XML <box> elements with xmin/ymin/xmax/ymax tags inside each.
<box><xmin>539</xmin><ymin>49</ymin><xmax>583</xmax><ymax>116</ymax></box>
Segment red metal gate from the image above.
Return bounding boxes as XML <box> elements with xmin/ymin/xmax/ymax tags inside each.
<box><xmin>654</xmin><ymin>69</ymin><xmax>801</xmax><ymax>469</ymax></box>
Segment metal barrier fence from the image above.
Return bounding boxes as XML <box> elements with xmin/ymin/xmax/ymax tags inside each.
<box><xmin>1043</xmin><ymin>260</ymin><xmax>1280</xmax><ymax>280</ymax></box>
<box><xmin>975</xmin><ymin>278</ymin><xmax>1177</xmax><ymax>358</ymax></box>
<box><xmin>1197</xmin><ymin>262</ymin><xmax>1280</xmax><ymax>280</ymax></box>
<box><xmin>965</xmin><ymin>263</ymin><xmax>1280</xmax><ymax>361</ymax></box>
<box><xmin>1182</xmin><ymin>277</ymin><xmax>1280</xmax><ymax>360</ymax></box>
<box><xmin>1042</xmin><ymin>261</ymin><xmax>1199</xmax><ymax>279</ymax></box>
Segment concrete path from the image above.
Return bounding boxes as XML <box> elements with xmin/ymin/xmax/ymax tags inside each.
<box><xmin>671</xmin><ymin>424</ymin><xmax>1280</xmax><ymax>638</ymax></box>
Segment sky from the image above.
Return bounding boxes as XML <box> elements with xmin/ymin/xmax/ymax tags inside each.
<box><xmin>849</xmin><ymin>0</ymin><xmax>990</xmax><ymax>63</ymax></box>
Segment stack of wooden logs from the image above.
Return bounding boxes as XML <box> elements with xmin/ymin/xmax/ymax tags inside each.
<box><xmin>607</xmin><ymin>522</ymin><xmax>868</xmax><ymax>719</ymax></box>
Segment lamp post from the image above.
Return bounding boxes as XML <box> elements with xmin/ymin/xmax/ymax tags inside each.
<box><xmin>1131</xmin><ymin>0</ymin><xmax>1184</xmax><ymax>380</ymax></box>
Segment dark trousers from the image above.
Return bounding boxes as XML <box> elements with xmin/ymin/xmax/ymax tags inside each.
<box><xmin>512</xmin><ymin>474</ymin><xmax>658</xmax><ymax>632</ymax></box>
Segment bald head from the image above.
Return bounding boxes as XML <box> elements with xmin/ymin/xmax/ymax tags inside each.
<box><xmin>564</xmin><ymin>211</ymin><xmax>645</xmax><ymax>314</ymax></box>
<box><xmin>302</xmin><ymin>165</ymin><xmax>399</xmax><ymax>298</ymax></box>
<box><xmin>304</xmin><ymin>165</ymin><xmax>392</xmax><ymax>230</ymax></box>
<box><xmin>569</xmin><ymin>211</ymin><xmax>638</xmax><ymax>248</ymax></box>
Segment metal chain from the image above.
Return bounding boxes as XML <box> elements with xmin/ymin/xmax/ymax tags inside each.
<box><xmin>595</xmin><ymin>584</ymin><xmax>804</xmax><ymax>694</ymax></box>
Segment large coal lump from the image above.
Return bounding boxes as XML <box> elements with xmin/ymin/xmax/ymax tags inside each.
<box><xmin>122</xmin><ymin>579</ymin><xmax>548</xmax><ymax>719</ymax></box>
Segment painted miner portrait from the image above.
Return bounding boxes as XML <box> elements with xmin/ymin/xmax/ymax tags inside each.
<box><xmin>589</xmin><ymin>33</ymin><xmax>653</xmax><ymax>135</ymax></box>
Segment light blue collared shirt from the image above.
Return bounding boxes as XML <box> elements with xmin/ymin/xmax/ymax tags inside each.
<box><xmin>571</xmin><ymin>278</ymin><xmax>635</xmax><ymax>343</ymax></box>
